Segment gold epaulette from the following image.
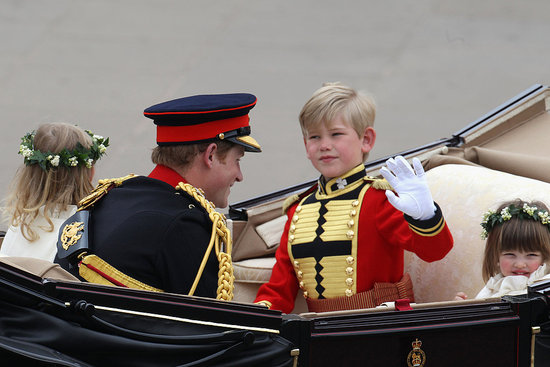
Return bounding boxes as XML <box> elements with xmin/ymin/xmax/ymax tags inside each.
<box><xmin>364</xmin><ymin>176</ymin><xmax>393</xmax><ymax>191</ymax></box>
<box><xmin>282</xmin><ymin>194</ymin><xmax>300</xmax><ymax>214</ymax></box>
<box><xmin>78</xmin><ymin>174</ymin><xmax>137</xmax><ymax>211</ymax></box>
<box><xmin>282</xmin><ymin>184</ymin><xmax>318</xmax><ymax>214</ymax></box>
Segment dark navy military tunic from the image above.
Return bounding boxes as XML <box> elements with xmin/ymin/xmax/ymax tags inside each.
<box><xmin>60</xmin><ymin>175</ymin><xmax>218</xmax><ymax>298</ymax></box>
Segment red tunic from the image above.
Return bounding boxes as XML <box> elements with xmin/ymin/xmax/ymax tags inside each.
<box><xmin>254</xmin><ymin>166</ymin><xmax>453</xmax><ymax>313</ymax></box>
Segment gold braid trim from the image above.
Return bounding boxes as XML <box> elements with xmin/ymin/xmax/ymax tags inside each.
<box><xmin>79</xmin><ymin>254</ymin><xmax>164</xmax><ymax>292</ymax></box>
<box><xmin>176</xmin><ymin>182</ymin><xmax>234</xmax><ymax>301</ymax></box>
<box><xmin>282</xmin><ymin>194</ymin><xmax>301</xmax><ymax>214</ymax></box>
<box><xmin>78</xmin><ymin>174</ymin><xmax>137</xmax><ymax>211</ymax></box>
<box><xmin>368</xmin><ymin>177</ymin><xmax>393</xmax><ymax>191</ymax></box>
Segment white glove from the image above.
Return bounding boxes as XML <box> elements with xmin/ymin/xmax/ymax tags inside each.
<box><xmin>379</xmin><ymin>156</ymin><xmax>436</xmax><ymax>220</ymax></box>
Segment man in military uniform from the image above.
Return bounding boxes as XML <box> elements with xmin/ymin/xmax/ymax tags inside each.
<box><xmin>56</xmin><ymin>93</ymin><xmax>261</xmax><ymax>299</ymax></box>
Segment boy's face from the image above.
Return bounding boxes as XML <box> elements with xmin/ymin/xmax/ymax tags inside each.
<box><xmin>304</xmin><ymin>116</ymin><xmax>375</xmax><ymax>180</ymax></box>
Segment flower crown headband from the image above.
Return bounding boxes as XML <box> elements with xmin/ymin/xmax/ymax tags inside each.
<box><xmin>19</xmin><ymin>129</ymin><xmax>109</xmax><ymax>171</ymax></box>
<box><xmin>481</xmin><ymin>203</ymin><xmax>550</xmax><ymax>239</ymax></box>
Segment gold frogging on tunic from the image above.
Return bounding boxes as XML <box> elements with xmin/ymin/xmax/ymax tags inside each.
<box><xmin>288</xmin><ymin>191</ymin><xmax>370</xmax><ymax>299</ymax></box>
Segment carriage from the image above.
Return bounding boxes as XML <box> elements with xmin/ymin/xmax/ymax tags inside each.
<box><xmin>1</xmin><ymin>84</ymin><xmax>550</xmax><ymax>366</ymax></box>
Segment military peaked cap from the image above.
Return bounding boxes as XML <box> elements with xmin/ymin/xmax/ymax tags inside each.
<box><xmin>144</xmin><ymin>93</ymin><xmax>261</xmax><ymax>152</ymax></box>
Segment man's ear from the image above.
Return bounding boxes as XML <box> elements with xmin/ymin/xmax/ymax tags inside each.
<box><xmin>202</xmin><ymin>143</ymin><xmax>218</xmax><ymax>168</ymax></box>
<box><xmin>361</xmin><ymin>127</ymin><xmax>376</xmax><ymax>154</ymax></box>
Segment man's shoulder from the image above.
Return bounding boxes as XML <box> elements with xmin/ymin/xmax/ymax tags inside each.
<box><xmin>91</xmin><ymin>175</ymin><xmax>205</xmax><ymax>217</ymax></box>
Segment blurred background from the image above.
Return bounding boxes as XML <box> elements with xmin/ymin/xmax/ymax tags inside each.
<box><xmin>1</xmin><ymin>0</ymin><xmax>549</xmax><ymax>229</ymax></box>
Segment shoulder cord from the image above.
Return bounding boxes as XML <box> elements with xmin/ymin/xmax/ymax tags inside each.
<box><xmin>78</xmin><ymin>174</ymin><xmax>137</xmax><ymax>211</ymax></box>
<box><xmin>176</xmin><ymin>183</ymin><xmax>234</xmax><ymax>301</ymax></box>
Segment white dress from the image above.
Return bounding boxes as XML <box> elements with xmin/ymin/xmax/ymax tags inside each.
<box><xmin>475</xmin><ymin>264</ymin><xmax>550</xmax><ymax>299</ymax></box>
<box><xmin>0</xmin><ymin>205</ymin><xmax>77</xmax><ymax>262</ymax></box>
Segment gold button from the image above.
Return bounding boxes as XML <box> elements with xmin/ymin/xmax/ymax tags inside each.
<box><xmin>294</xmin><ymin>260</ymin><xmax>300</xmax><ymax>267</ymax></box>
<box><xmin>299</xmin><ymin>281</ymin><xmax>305</xmax><ymax>289</ymax></box>
<box><xmin>303</xmin><ymin>291</ymin><xmax>309</xmax><ymax>298</ymax></box>
<box><xmin>346</xmin><ymin>256</ymin><xmax>354</xmax><ymax>265</ymax></box>
<box><xmin>289</xmin><ymin>234</ymin><xmax>295</xmax><ymax>243</ymax></box>
<box><xmin>290</xmin><ymin>224</ymin><xmax>296</xmax><ymax>233</ymax></box>
<box><xmin>295</xmin><ymin>205</ymin><xmax>302</xmax><ymax>213</ymax></box>
<box><xmin>346</xmin><ymin>278</ymin><xmax>354</xmax><ymax>286</ymax></box>
<box><xmin>349</xmin><ymin>209</ymin><xmax>357</xmax><ymax>217</ymax></box>
<box><xmin>292</xmin><ymin>215</ymin><xmax>299</xmax><ymax>223</ymax></box>
<box><xmin>218</xmin><ymin>133</ymin><xmax>225</xmax><ymax>140</ymax></box>
<box><xmin>297</xmin><ymin>270</ymin><xmax>303</xmax><ymax>279</ymax></box>
<box><xmin>352</xmin><ymin>200</ymin><xmax>359</xmax><ymax>207</ymax></box>
<box><xmin>346</xmin><ymin>230</ymin><xmax>354</xmax><ymax>239</ymax></box>
<box><xmin>346</xmin><ymin>267</ymin><xmax>354</xmax><ymax>275</ymax></box>
<box><xmin>347</xmin><ymin>219</ymin><xmax>354</xmax><ymax>228</ymax></box>
<box><xmin>345</xmin><ymin>289</ymin><xmax>353</xmax><ymax>297</ymax></box>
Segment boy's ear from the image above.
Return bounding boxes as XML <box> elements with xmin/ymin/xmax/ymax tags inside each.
<box><xmin>361</xmin><ymin>127</ymin><xmax>376</xmax><ymax>154</ymax></box>
<box><xmin>303</xmin><ymin>137</ymin><xmax>312</xmax><ymax>159</ymax></box>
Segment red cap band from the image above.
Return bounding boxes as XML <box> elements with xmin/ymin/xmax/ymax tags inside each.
<box><xmin>156</xmin><ymin>115</ymin><xmax>249</xmax><ymax>143</ymax></box>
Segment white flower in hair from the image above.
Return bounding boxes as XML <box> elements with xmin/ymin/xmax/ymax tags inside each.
<box><xmin>523</xmin><ymin>203</ymin><xmax>536</xmax><ymax>216</ymax></box>
<box><xmin>20</xmin><ymin>146</ymin><xmax>33</xmax><ymax>158</ymax></box>
<box><xmin>68</xmin><ymin>157</ymin><xmax>78</xmax><ymax>167</ymax></box>
<box><xmin>49</xmin><ymin>155</ymin><xmax>60</xmax><ymax>167</ymax></box>
<box><xmin>99</xmin><ymin>144</ymin><xmax>106</xmax><ymax>154</ymax></box>
<box><xmin>85</xmin><ymin>158</ymin><xmax>93</xmax><ymax>168</ymax></box>
<box><xmin>500</xmin><ymin>207</ymin><xmax>512</xmax><ymax>220</ymax></box>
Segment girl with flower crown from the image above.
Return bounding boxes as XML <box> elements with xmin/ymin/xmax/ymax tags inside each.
<box><xmin>1</xmin><ymin>122</ymin><xmax>108</xmax><ymax>262</ymax></box>
<box><xmin>455</xmin><ymin>199</ymin><xmax>550</xmax><ymax>300</ymax></box>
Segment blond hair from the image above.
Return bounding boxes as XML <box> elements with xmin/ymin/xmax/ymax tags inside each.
<box><xmin>481</xmin><ymin>199</ymin><xmax>550</xmax><ymax>282</ymax></box>
<box><xmin>299</xmin><ymin>82</ymin><xmax>376</xmax><ymax>160</ymax></box>
<box><xmin>3</xmin><ymin>123</ymin><xmax>95</xmax><ymax>241</ymax></box>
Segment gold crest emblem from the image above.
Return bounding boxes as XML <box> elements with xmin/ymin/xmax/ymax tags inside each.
<box><xmin>407</xmin><ymin>338</ymin><xmax>426</xmax><ymax>367</ymax></box>
<box><xmin>60</xmin><ymin>221</ymin><xmax>84</xmax><ymax>250</ymax></box>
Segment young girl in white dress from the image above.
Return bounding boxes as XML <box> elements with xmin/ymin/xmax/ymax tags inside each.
<box><xmin>456</xmin><ymin>199</ymin><xmax>550</xmax><ymax>300</ymax></box>
<box><xmin>1</xmin><ymin>122</ymin><xmax>108</xmax><ymax>262</ymax></box>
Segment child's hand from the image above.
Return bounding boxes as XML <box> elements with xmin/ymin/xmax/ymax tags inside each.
<box><xmin>454</xmin><ymin>292</ymin><xmax>468</xmax><ymax>300</ymax></box>
<box><xmin>380</xmin><ymin>156</ymin><xmax>437</xmax><ymax>220</ymax></box>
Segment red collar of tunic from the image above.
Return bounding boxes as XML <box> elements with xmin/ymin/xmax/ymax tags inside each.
<box><xmin>148</xmin><ymin>164</ymin><xmax>187</xmax><ymax>187</ymax></box>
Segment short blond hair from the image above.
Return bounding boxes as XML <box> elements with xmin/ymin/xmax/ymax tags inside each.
<box><xmin>299</xmin><ymin>82</ymin><xmax>376</xmax><ymax>161</ymax></box>
<box><xmin>3</xmin><ymin>123</ymin><xmax>95</xmax><ymax>241</ymax></box>
<box><xmin>299</xmin><ymin>82</ymin><xmax>376</xmax><ymax>136</ymax></box>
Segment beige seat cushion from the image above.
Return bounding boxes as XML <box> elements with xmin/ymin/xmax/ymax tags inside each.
<box><xmin>233</xmin><ymin>256</ymin><xmax>308</xmax><ymax>313</ymax></box>
<box><xmin>233</xmin><ymin>257</ymin><xmax>277</xmax><ymax>284</ymax></box>
<box><xmin>406</xmin><ymin>164</ymin><xmax>550</xmax><ymax>302</ymax></box>
<box><xmin>0</xmin><ymin>255</ymin><xmax>80</xmax><ymax>281</ymax></box>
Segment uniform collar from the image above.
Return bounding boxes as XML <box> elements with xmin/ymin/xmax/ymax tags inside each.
<box><xmin>318</xmin><ymin>164</ymin><xmax>367</xmax><ymax>195</ymax></box>
<box><xmin>148</xmin><ymin>165</ymin><xmax>187</xmax><ymax>188</ymax></box>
